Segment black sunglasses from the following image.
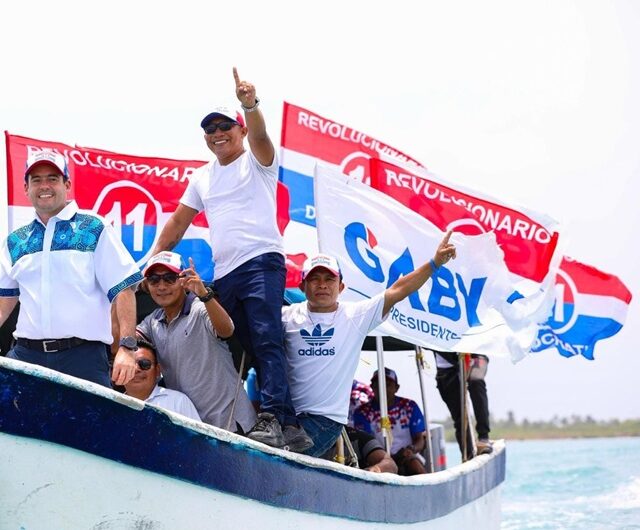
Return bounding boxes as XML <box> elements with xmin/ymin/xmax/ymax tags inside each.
<box><xmin>146</xmin><ymin>272</ymin><xmax>180</xmax><ymax>286</ymax></box>
<box><xmin>136</xmin><ymin>359</ymin><xmax>154</xmax><ymax>370</ymax></box>
<box><xmin>204</xmin><ymin>121</ymin><xmax>238</xmax><ymax>135</ymax></box>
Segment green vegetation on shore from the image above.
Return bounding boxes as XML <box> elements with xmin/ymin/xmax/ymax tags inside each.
<box><xmin>437</xmin><ymin>413</ymin><xmax>640</xmax><ymax>441</ymax></box>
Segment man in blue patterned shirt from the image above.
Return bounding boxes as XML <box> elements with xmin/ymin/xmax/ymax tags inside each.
<box><xmin>0</xmin><ymin>149</ymin><xmax>142</xmax><ymax>387</ymax></box>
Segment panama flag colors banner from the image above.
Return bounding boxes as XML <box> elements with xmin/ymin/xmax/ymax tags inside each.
<box><xmin>532</xmin><ymin>257</ymin><xmax>632</xmax><ymax>360</ymax></box>
<box><xmin>314</xmin><ymin>164</ymin><xmax>555</xmax><ymax>360</ymax></box>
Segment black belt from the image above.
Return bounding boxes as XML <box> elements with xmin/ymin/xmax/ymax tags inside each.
<box><xmin>16</xmin><ymin>337</ymin><xmax>94</xmax><ymax>353</ymax></box>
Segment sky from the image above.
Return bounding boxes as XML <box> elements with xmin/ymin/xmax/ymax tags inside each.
<box><xmin>1</xmin><ymin>0</ymin><xmax>638</xmax><ymax>422</ymax></box>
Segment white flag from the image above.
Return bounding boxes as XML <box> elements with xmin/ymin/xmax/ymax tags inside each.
<box><xmin>314</xmin><ymin>164</ymin><xmax>554</xmax><ymax>361</ymax></box>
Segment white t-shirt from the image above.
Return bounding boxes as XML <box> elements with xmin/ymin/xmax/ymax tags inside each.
<box><xmin>146</xmin><ymin>385</ymin><xmax>202</xmax><ymax>422</ymax></box>
<box><xmin>282</xmin><ymin>294</ymin><xmax>387</xmax><ymax>424</ymax></box>
<box><xmin>180</xmin><ymin>150</ymin><xmax>283</xmax><ymax>280</ymax></box>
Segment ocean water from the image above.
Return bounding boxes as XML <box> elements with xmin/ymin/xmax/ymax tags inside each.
<box><xmin>494</xmin><ymin>437</ymin><xmax>640</xmax><ymax>529</ymax></box>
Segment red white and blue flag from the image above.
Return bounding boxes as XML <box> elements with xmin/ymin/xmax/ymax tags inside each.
<box><xmin>6</xmin><ymin>133</ymin><xmax>216</xmax><ymax>278</ymax></box>
<box><xmin>532</xmin><ymin>257</ymin><xmax>632</xmax><ymax>360</ymax></box>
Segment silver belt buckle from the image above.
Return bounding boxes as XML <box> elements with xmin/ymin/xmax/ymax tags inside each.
<box><xmin>42</xmin><ymin>340</ymin><xmax>59</xmax><ymax>353</ymax></box>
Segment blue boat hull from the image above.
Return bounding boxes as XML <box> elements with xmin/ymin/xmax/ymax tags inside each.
<box><xmin>0</xmin><ymin>358</ymin><xmax>505</xmax><ymax>527</ymax></box>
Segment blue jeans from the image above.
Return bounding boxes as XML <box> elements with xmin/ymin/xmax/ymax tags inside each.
<box><xmin>298</xmin><ymin>413</ymin><xmax>344</xmax><ymax>458</ymax></box>
<box><xmin>8</xmin><ymin>342</ymin><xmax>111</xmax><ymax>387</ymax></box>
<box><xmin>214</xmin><ymin>253</ymin><xmax>297</xmax><ymax>426</ymax></box>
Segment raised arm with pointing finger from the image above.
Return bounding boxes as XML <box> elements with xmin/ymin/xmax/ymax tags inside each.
<box><xmin>152</xmin><ymin>68</ymin><xmax>275</xmax><ymax>256</ymax></box>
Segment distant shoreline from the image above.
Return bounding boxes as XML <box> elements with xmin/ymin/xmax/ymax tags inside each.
<box><xmin>438</xmin><ymin>417</ymin><xmax>640</xmax><ymax>441</ymax></box>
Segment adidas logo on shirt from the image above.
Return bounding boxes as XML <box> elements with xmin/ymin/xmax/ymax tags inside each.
<box><xmin>298</xmin><ymin>324</ymin><xmax>336</xmax><ymax>356</ymax></box>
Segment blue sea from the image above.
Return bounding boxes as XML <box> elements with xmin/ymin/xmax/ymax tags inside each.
<box><xmin>448</xmin><ymin>437</ymin><xmax>640</xmax><ymax>529</ymax></box>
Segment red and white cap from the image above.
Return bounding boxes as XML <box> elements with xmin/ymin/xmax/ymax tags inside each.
<box><xmin>302</xmin><ymin>253</ymin><xmax>342</xmax><ymax>280</ymax></box>
<box><xmin>143</xmin><ymin>251</ymin><xmax>183</xmax><ymax>276</ymax></box>
<box><xmin>24</xmin><ymin>150</ymin><xmax>69</xmax><ymax>180</ymax></box>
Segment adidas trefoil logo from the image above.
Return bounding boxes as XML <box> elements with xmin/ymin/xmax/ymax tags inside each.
<box><xmin>300</xmin><ymin>324</ymin><xmax>334</xmax><ymax>346</ymax></box>
<box><xmin>298</xmin><ymin>324</ymin><xmax>336</xmax><ymax>356</ymax></box>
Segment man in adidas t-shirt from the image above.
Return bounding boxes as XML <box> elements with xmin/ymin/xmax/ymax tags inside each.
<box><xmin>282</xmin><ymin>231</ymin><xmax>456</xmax><ymax>457</ymax></box>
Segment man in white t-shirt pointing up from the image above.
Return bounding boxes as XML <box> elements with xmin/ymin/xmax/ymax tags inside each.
<box><xmin>152</xmin><ymin>68</ymin><xmax>310</xmax><ymax>452</ymax></box>
<box><xmin>282</xmin><ymin>231</ymin><xmax>457</xmax><ymax>457</ymax></box>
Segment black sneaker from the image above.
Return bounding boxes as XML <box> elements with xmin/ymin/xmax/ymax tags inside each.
<box><xmin>247</xmin><ymin>412</ymin><xmax>285</xmax><ymax>448</ymax></box>
<box><xmin>283</xmin><ymin>425</ymin><xmax>315</xmax><ymax>453</ymax></box>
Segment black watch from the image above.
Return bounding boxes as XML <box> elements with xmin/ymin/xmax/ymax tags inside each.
<box><xmin>198</xmin><ymin>286</ymin><xmax>216</xmax><ymax>303</ymax></box>
<box><xmin>119</xmin><ymin>336</ymin><xmax>138</xmax><ymax>351</ymax></box>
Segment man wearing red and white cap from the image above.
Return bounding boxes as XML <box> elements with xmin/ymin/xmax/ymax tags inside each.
<box><xmin>0</xmin><ymin>149</ymin><xmax>142</xmax><ymax>387</ymax></box>
<box><xmin>281</xmin><ymin>231</ymin><xmax>456</xmax><ymax>458</ymax></box>
<box><xmin>136</xmin><ymin>251</ymin><xmax>256</xmax><ymax>432</ymax></box>
<box><xmin>152</xmin><ymin>68</ymin><xmax>310</xmax><ymax>451</ymax></box>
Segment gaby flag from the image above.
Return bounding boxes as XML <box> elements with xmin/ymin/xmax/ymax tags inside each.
<box><xmin>314</xmin><ymin>164</ymin><xmax>554</xmax><ymax>360</ymax></box>
<box><xmin>5</xmin><ymin>133</ymin><xmax>296</xmax><ymax>285</ymax></box>
<box><xmin>532</xmin><ymin>257</ymin><xmax>632</xmax><ymax>360</ymax></box>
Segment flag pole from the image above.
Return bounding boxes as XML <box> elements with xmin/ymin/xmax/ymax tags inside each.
<box><xmin>459</xmin><ymin>353</ymin><xmax>470</xmax><ymax>462</ymax></box>
<box><xmin>414</xmin><ymin>346</ymin><xmax>435</xmax><ymax>473</ymax></box>
<box><xmin>375</xmin><ymin>336</ymin><xmax>393</xmax><ymax>453</ymax></box>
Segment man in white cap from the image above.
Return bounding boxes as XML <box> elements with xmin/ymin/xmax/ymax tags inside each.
<box><xmin>136</xmin><ymin>251</ymin><xmax>256</xmax><ymax>433</ymax></box>
<box><xmin>281</xmin><ymin>231</ymin><xmax>456</xmax><ymax>457</ymax></box>
<box><xmin>152</xmin><ymin>68</ymin><xmax>311</xmax><ymax>451</ymax></box>
<box><xmin>0</xmin><ymin>149</ymin><xmax>142</xmax><ymax>387</ymax></box>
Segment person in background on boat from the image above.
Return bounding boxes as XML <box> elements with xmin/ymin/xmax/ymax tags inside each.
<box><xmin>124</xmin><ymin>338</ymin><xmax>201</xmax><ymax>422</ymax></box>
<box><xmin>328</xmin><ymin>426</ymin><xmax>398</xmax><ymax>474</ymax></box>
<box><xmin>0</xmin><ymin>150</ymin><xmax>141</xmax><ymax>388</ymax></box>
<box><xmin>151</xmin><ymin>68</ymin><xmax>311</xmax><ymax>452</ymax></box>
<box><xmin>282</xmin><ymin>231</ymin><xmax>457</xmax><ymax>458</ymax></box>
<box><xmin>348</xmin><ymin>379</ymin><xmax>374</xmax><ymax>426</ymax></box>
<box><xmin>135</xmin><ymin>251</ymin><xmax>256</xmax><ymax>433</ymax></box>
<box><xmin>431</xmin><ymin>350</ymin><xmax>493</xmax><ymax>458</ymax></box>
<box><xmin>353</xmin><ymin>368</ymin><xmax>428</xmax><ymax>476</ymax></box>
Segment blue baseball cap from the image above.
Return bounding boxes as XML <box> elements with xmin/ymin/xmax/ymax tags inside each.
<box><xmin>371</xmin><ymin>367</ymin><xmax>399</xmax><ymax>384</ymax></box>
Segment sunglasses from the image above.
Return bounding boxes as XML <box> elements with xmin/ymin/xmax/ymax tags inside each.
<box><xmin>204</xmin><ymin>121</ymin><xmax>238</xmax><ymax>135</ymax></box>
<box><xmin>136</xmin><ymin>358</ymin><xmax>154</xmax><ymax>370</ymax></box>
<box><xmin>146</xmin><ymin>272</ymin><xmax>180</xmax><ymax>286</ymax></box>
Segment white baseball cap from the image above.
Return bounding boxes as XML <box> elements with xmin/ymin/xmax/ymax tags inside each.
<box><xmin>25</xmin><ymin>150</ymin><xmax>68</xmax><ymax>181</ymax></box>
<box><xmin>302</xmin><ymin>254</ymin><xmax>342</xmax><ymax>280</ymax></box>
<box><xmin>200</xmin><ymin>104</ymin><xmax>245</xmax><ymax>129</ymax></box>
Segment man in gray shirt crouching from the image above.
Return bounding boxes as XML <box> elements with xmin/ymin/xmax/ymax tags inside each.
<box><xmin>136</xmin><ymin>251</ymin><xmax>256</xmax><ymax>432</ymax></box>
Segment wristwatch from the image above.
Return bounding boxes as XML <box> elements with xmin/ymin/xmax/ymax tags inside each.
<box><xmin>119</xmin><ymin>336</ymin><xmax>138</xmax><ymax>351</ymax></box>
<box><xmin>241</xmin><ymin>97</ymin><xmax>260</xmax><ymax>112</ymax></box>
<box><xmin>198</xmin><ymin>287</ymin><xmax>216</xmax><ymax>303</ymax></box>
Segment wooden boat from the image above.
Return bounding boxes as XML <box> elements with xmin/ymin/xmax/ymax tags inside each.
<box><xmin>0</xmin><ymin>356</ymin><xmax>505</xmax><ymax>529</ymax></box>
